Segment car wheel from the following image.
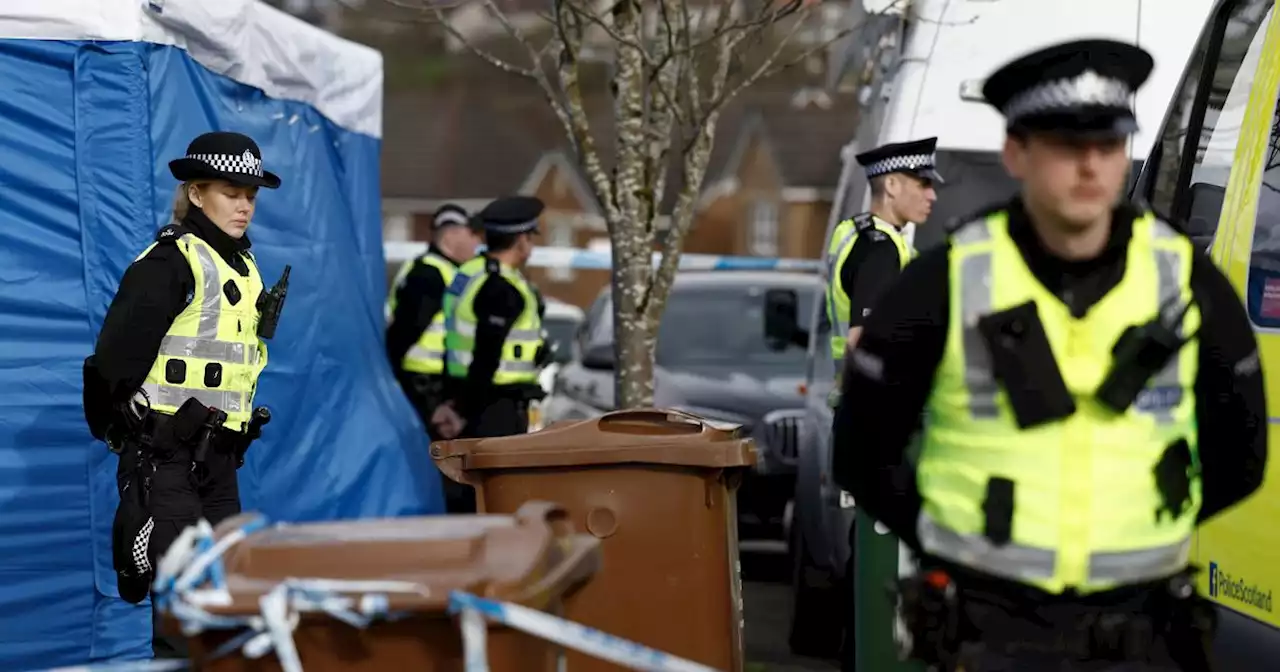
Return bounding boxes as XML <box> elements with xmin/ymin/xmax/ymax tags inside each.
<box><xmin>787</xmin><ymin>519</ymin><xmax>845</xmax><ymax>658</ymax></box>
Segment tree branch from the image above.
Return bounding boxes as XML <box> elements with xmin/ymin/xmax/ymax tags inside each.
<box><xmin>550</xmin><ymin>0</ymin><xmax>618</xmax><ymax>220</ymax></box>
<box><xmin>708</xmin><ymin>0</ymin><xmax>909</xmax><ymax>118</ymax></box>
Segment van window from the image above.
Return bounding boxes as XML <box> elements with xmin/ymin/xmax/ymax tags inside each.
<box><xmin>1245</xmin><ymin>16</ymin><xmax>1280</xmax><ymax>328</ymax></box>
<box><xmin>1136</xmin><ymin>0</ymin><xmax>1273</xmax><ymax>250</ymax></box>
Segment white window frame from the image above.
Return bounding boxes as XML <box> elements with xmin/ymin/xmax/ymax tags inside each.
<box><xmin>749</xmin><ymin>199</ymin><xmax>779</xmax><ymax>257</ymax></box>
<box><xmin>383</xmin><ymin>212</ymin><xmax>411</xmax><ymax>242</ymax></box>
<box><xmin>546</xmin><ymin>219</ymin><xmax>576</xmax><ymax>282</ymax></box>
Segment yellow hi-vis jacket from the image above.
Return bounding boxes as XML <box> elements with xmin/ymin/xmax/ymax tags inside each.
<box><xmin>139</xmin><ymin>233</ymin><xmax>268</xmax><ymax>433</ymax></box>
<box><xmin>917</xmin><ymin>209</ymin><xmax>1200</xmax><ymax>595</ymax></box>
<box><xmin>399</xmin><ymin>253</ymin><xmax>458</xmax><ymax>375</ymax></box>
<box><xmin>826</xmin><ymin>214</ymin><xmax>914</xmax><ymax>360</ymax></box>
<box><xmin>444</xmin><ymin>257</ymin><xmax>542</xmax><ymax>386</ymax></box>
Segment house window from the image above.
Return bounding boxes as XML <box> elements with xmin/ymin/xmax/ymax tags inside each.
<box><xmin>383</xmin><ymin>212</ymin><xmax>410</xmax><ymax>241</ymax></box>
<box><xmin>750</xmin><ymin>200</ymin><xmax>779</xmax><ymax>257</ymax></box>
<box><xmin>546</xmin><ymin>218</ymin><xmax>575</xmax><ymax>282</ymax></box>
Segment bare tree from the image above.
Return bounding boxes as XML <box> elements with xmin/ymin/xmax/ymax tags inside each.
<box><xmin>364</xmin><ymin>0</ymin><xmax>895</xmax><ymax>408</ymax></box>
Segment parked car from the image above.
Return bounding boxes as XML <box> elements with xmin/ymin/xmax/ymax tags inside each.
<box><xmin>529</xmin><ymin>298</ymin><xmax>585</xmax><ymax>431</ymax></box>
<box><xmin>541</xmin><ymin>270</ymin><xmax>820</xmax><ymax>540</ymax></box>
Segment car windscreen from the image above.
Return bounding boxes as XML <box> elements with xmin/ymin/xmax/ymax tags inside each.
<box><xmin>654</xmin><ymin>284</ymin><xmax>817</xmax><ymax>368</ymax></box>
<box><xmin>543</xmin><ymin>315</ymin><xmax>580</xmax><ymax>355</ymax></box>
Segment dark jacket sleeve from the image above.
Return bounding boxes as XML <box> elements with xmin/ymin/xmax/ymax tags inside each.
<box><xmin>833</xmin><ymin>244</ymin><xmax>950</xmax><ymax>550</ymax></box>
<box><xmin>93</xmin><ymin>242</ymin><xmax>194</xmax><ymax>404</ymax></box>
<box><xmin>454</xmin><ymin>275</ymin><xmax>525</xmax><ymax>419</ymax></box>
<box><xmin>1188</xmin><ymin>251</ymin><xmax>1268</xmax><ymax>523</ymax></box>
<box><xmin>386</xmin><ymin>261</ymin><xmax>447</xmax><ymax>369</ymax></box>
<box><xmin>841</xmin><ymin>237</ymin><xmax>904</xmax><ymax>328</ymax></box>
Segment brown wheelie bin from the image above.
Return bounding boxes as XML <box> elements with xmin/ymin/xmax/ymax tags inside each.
<box><xmin>163</xmin><ymin>500</ymin><xmax>600</xmax><ymax>671</ymax></box>
<box><xmin>431</xmin><ymin>408</ymin><xmax>758</xmax><ymax>672</ymax></box>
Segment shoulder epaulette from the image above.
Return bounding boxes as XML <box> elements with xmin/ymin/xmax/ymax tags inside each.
<box><xmin>154</xmin><ymin>222</ymin><xmax>191</xmax><ymax>243</ymax></box>
<box><xmin>853</xmin><ymin>212</ymin><xmax>875</xmax><ymax>231</ymax></box>
<box><xmin>484</xmin><ymin>257</ymin><xmax>501</xmax><ymax>274</ymax></box>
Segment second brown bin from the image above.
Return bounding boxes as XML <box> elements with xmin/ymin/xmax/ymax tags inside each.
<box><xmin>432</xmin><ymin>408</ymin><xmax>758</xmax><ymax>672</ymax></box>
<box><xmin>165</xmin><ymin>500</ymin><xmax>600</xmax><ymax>671</ymax></box>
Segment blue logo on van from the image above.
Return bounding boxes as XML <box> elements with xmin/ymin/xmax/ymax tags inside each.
<box><xmin>1209</xmin><ymin>561</ymin><xmax>1272</xmax><ymax>612</ymax></box>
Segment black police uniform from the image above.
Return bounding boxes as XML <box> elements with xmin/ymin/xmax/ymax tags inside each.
<box><xmin>386</xmin><ymin>204</ymin><xmax>478</xmax><ymax>429</ymax></box>
<box><xmin>839</xmin><ymin>137</ymin><xmax>945</xmax><ymax>329</ymax></box>
<box><xmin>832</xmin><ymin>41</ymin><xmax>1268</xmax><ymax>670</ymax></box>
<box><xmin>82</xmin><ymin>131</ymin><xmax>282</xmax><ymax>658</ymax></box>
<box><xmin>444</xmin><ymin>197</ymin><xmax>547</xmax><ymax>444</ymax></box>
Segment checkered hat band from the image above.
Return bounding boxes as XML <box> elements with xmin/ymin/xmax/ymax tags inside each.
<box><xmin>435</xmin><ymin>210</ymin><xmax>469</xmax><ymax>227</ymax></box>
<box><xmin>865</xmin><ymin>153</ymin><xmax>935</xmax><ymax>178</ymax></box>
<box><xmin>188</xmin><ymin>152</ymin><xmax>264</xmax><ymax>178</ymax></box>
<box><xmin>1002</xmin><ymin>72</ymin><xmax>1132</xmax><ymax>123</ymax></box>
<box><xmin>486</xmin><ymin>218</ymin><xmax>538</xmax><ymax>234</ymax></box>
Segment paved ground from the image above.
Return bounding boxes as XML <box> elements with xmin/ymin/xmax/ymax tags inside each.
<box><xmin>741</xmin><ymin>544</ymin><xmax>839</xmax><ymax>672</ymax></box>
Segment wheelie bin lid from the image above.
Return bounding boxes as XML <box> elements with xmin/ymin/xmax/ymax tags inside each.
<box><xmin>179</xmin><ymin>500</ymin><xmax>600</xmax><ymax>615</ymax></box>
<box><xmin>431</xmin><ymin>407</ymin><xmax>758</xmax><ymax>474</ymax></box>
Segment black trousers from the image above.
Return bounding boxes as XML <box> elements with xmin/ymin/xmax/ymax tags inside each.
<box><xmin>121</xmin><ymin>438</ymin><xmax>241</xmax><ymax>659</ymax></box>
<box><xmin>938</xmin><ymin>577</ymin><xmax>1211</xmax><ymax>672</ymax></box>
<box><xmin>443</xmin><ymin>397</ymin><xmax>529</xmax><ymax>515</ymax></box>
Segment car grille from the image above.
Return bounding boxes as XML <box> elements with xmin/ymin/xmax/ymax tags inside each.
<box><xmin>759</xmin><ymin>409</ymin><xmax>804</xmax><ymax>465</ymax></box>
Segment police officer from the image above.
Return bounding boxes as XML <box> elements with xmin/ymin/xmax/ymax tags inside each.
<box><xmin>385</xmin><ymin>204</ymin><xmax>483</xmax><ymax>429</ymax></box>
<box><xmin>431</xmin><ymin>196</ymin><xmax>548</xmax><ymax>511</ymax></box>
<box><xmin>824</xmin><ymin>139</ymin><xmax>942</xmax><ymax>667</ymax></box>
<box><xmin>82</xmin><ymin>131</ymin><xmax>285</xmax><ymax>657</ymax></box>
<box><xmin>833</xmin><ymin>40</ymin><xmax>1267</xmax><ymax>670</ymax></box>
<box><xmin>827</xmin><ymin>137</ymin><xmax>941</xmax><ymax>363</ymax></box>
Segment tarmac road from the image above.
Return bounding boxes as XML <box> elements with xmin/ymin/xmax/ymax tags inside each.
<box><xmin>741</xmin><ymin>542</ymin><xmax>839</xmax><ymax>672</ymax></box>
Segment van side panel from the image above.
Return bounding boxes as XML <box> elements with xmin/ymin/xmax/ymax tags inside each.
<box><xmin>1198</xmin><ymin>2</ymin><xmax>1280</xmax><ymax>630</ymax></box>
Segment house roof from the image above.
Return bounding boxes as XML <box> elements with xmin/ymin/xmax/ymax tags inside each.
<box><xmin>381</xmin><ymin>63</ymin><xmax>859</xmax><ymax>205</ymax></box>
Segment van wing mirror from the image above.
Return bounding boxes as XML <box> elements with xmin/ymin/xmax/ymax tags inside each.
<box><xmin>764</xmin><ymin>288</ymin><xmax>800</xmax><ymax>351</ymax></box>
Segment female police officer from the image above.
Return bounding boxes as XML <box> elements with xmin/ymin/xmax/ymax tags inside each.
<box><xmin>85</xmin><ymin>131</ymin><xmax>281</xmax><ymax>656</ymax></box>
<box><xmin>833</xmin><ymin>40</ymin><xmax>1267</xmax><ymax>670</ymax></box>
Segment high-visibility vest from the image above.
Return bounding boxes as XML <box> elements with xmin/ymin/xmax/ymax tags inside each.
<box><xmin>826</xmin><ymin>214</ymin><xmax>914</xmax><ymax>359</ymax></box>
<box><xmin>918</xmin><ymin>209</ymin><xmax>1200</xmax><ymax>595</ymax></box>
<box><xmin>138</xmin><ymin>233</ymin><xmax>268</xmax><ymax>433</ymax></box>
<box><xmin>385</xmin><ymin>257</ymin><xmax>415</xmax><ymax>323</ymax></box>
<box><xmin>827</xmin><ymin>218</ymin><xmax>856</xmax><ymax>258</ymax></box>
<box><xmin>444</xmin><ymin>257</ymin><xmax>543</xmax><ymax>385</ymax></box>
<box><xmin>399</xmin><ymin>253</ymin><xmax>458</xmax><ymax>375</ymax></box>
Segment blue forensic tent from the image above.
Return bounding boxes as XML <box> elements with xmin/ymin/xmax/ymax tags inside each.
<box><xmin>0</xmin><ymin>1</ymin><xmax>445</xmax><ymax>668</ymax></box>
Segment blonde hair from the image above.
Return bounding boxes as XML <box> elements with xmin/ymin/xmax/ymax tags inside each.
<box><xmin>171</xmin><ymin>180</ymin><xmax>212</xmax><ymax>220</ymax></box>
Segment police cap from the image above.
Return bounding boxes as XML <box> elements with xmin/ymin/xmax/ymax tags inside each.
<box><xmin>982</xmin><ymin>39</ymin><xmax>1153</xmax><ymax>139</ymax></box>
<box><xmin>432</xmin><ymin>203</ymin><xmax>479</xmax><ymax>232</ymax></box>
<box><xmin>855</xmin><ymin>137</ymin><xmax>944</xmax><ymax>184</ymax></box>
<box><xmin>478</xmin><ymin>196</ymin><xmax>544</xmax><ymax>235</ymax></box>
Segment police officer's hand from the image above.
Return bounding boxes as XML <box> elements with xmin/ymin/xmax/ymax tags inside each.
<box><xmin>432</xmin><ymin>403</ymin><xmax>466</xmax><ymax>439</ymax></box>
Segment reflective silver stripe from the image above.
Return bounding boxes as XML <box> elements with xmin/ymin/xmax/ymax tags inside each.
<box><xmin>159</xmin><ymin>335</ymin><xmax>254</xmax><ymax>365</ymax></box>
<box><xmin>955</xmin><ymin>221</ymin><xmax>998</xmax><ymax>418</ymax></box>
<box><xmin>920</xmin><ymin>513</ymin><xmax>1192</xmax><ymax>586</ymax></box>
<box><xmin>191</xmin><ymin>242</ymin><xmax>221</xmax><ymax>339</ymax></box>
<box><xmin>453</xmin><ymin>320</ymin><xmax>541</xmax><ymax>341</ymax></box>
<box><xmin>448</xmin><ymin>350</ymin><xmax>538</xmax><ymax>373</ymax></box>
<box><xmin>1149</xmin><ymin>219</ymin><xmax>1185</xmax><ymax>423</ymax></box>
<box><xmin>918</xmin><ymin>513</ymin><xmax>1056</xmax><ymax>582</ymax></box>
<box><xmin>141</xmin><ymin>382</ymin><xmax>245</xmax><ymax>413</ymax></box>
<box><xmin>828</xmin><ymin>229</ymin><xmax>860</xmax><ymax>336</ymax></box>
<box><xmin>1089</xmin><ymin>538</ymin><xmax>1191</xmax><ymax>584</ymax></box>
<box><xmin>404</xmin><ymin>345</ymin><xmax>444</xmax><ymax>363</ymax></box>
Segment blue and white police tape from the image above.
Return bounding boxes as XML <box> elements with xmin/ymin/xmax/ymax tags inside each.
<box><xmin>40</xmin><ymin>662</ymin><xmax>190</xmax><ymax>672</ymax></box>
<box><xmin>448</xmin><ymin>591</ymin><xmax>721</xmax><ymax>672</ymax></box>
<box><xmin>383</xmin><ymin>241</ymin><xmax>823</xmax><ymax>273</ymax></box>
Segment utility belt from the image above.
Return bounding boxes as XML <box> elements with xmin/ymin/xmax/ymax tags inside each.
<box><xmin>134</xmin><ymin>397</ymin><xmax>271</xmax><ymax>470</ymax></box>
<box><xmin>896</xmin><ymin>562</ymin><xmax>1217</xmax><ymax>671</ymax></box>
